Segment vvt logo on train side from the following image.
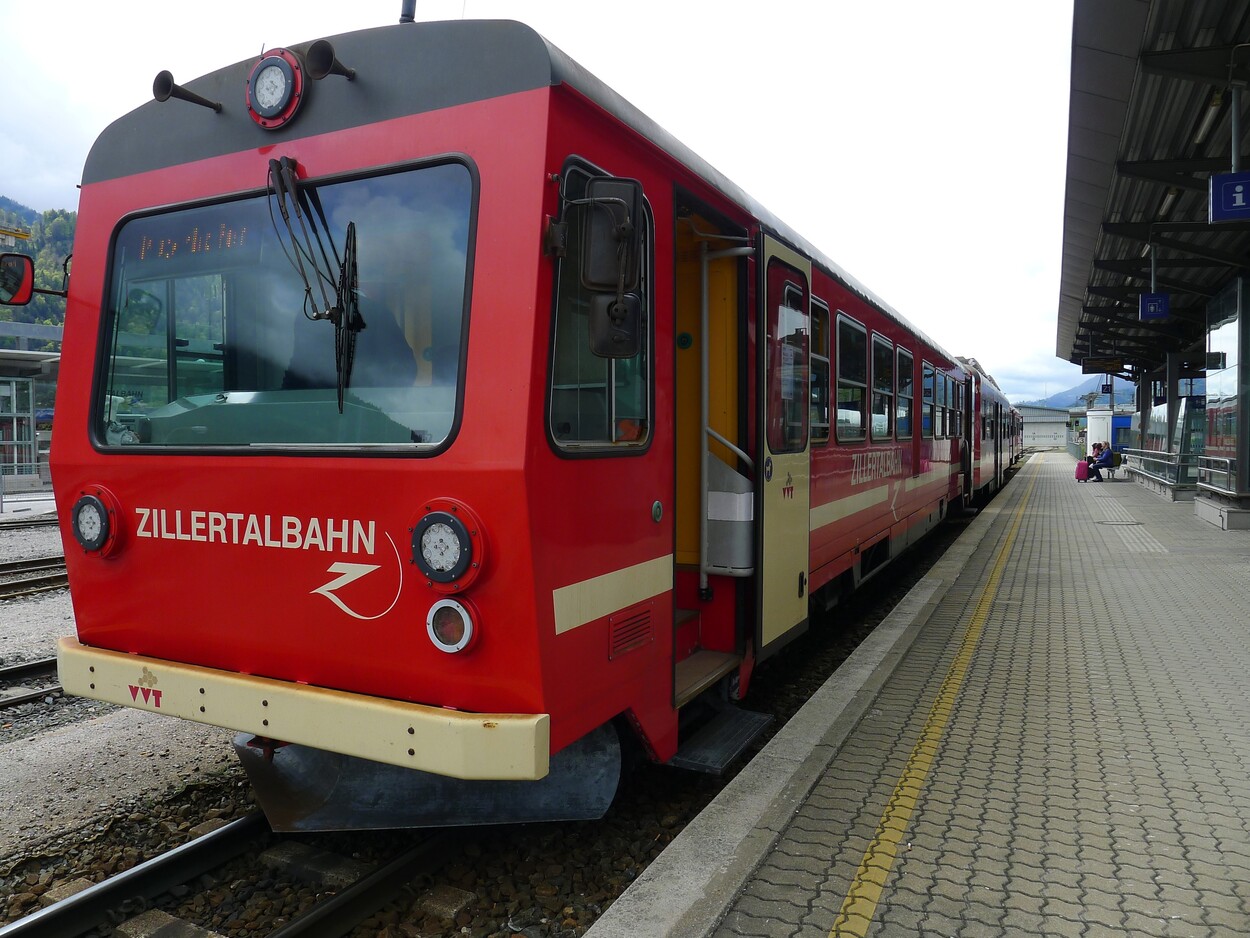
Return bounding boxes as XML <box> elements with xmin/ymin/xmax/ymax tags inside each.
<box><xmin>128</xmin><ymin>667</ymin><xmax>162</xmax><ymax>708</ymax></box>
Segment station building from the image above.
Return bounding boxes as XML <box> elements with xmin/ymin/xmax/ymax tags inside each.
<box><xmin>1016</xmin><ymin>403</ymin><xmax>1070</xmax><ymax>449</ymax></box>
<box><xmin>0</xmin><ymin>326</ymin><xmax>58</xmax><ymax>492</ymax></box>
<box><xmin>0</xmin><ymin>224</ymin><xmax>58</xmax><ymax>493</ymax></box>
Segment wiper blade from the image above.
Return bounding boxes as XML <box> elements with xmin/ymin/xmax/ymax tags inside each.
<box><xmin>334</xmin><ymin>221</ymin><xmax>364</xmax><ymax>413</ymax></box>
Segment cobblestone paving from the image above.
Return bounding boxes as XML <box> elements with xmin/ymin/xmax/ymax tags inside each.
<box><xmin>713</xmin><ymin>455</ymin><xmax>1250</xmax><ymax>938</ymax></box>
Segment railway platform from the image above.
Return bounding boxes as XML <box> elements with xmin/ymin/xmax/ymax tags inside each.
<box><xmin>0</xmin><ymin>491</ymin><xmax>55</xmax><ymax>521</ymax></box>
<box><xmin>586</xmin><ymin>451</ymin><xmax>1250</xmax><ymax>938</ymax></box>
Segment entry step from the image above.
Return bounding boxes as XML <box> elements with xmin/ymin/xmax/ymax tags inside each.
<box><xmin>668</xmin><ymin>706</ymin><xmax>773</xmax><ymax>774</ymax></box>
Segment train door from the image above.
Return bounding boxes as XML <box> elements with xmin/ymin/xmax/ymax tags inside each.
<box><xmin>758</xmin><ymin>236</ymin><xmax>811</xmax><ymax>653</ymax></box>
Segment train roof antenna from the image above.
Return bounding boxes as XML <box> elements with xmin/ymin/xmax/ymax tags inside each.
<box><xmin>399</xmin><ymin>1</ymin><xmax>416</xmax><ymax>24</ymax></box>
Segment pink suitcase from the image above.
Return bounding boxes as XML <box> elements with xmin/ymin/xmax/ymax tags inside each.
<box><xmin>1075</xmin><ymin>459</ymin><xmax>1089</xmax><ymax>482</ymax></box>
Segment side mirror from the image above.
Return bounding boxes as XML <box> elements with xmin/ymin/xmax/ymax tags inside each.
<box><xmin>588</xmin><ymin>293</ymin><xmax>641</xmax><ymax>358</ymax></box>
<box><xmin>579</xmin><ymin>177</ymin><xmax>643</xmax><ymax>293</ymax></box>
<box><xmin>0</xmin><ymin>253</ymin><xmax>34</xmax><ymax>306</ymax></box>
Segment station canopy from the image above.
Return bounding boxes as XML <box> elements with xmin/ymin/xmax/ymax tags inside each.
<box><xmin>1057</xmin><ymin>0</ymin><xmax>1250</xmax><ymax>381</ymax></box>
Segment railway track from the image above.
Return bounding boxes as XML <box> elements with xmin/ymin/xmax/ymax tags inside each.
<box><xmin>0</xmin><ymin>556</ymin><xmax>68</xmax><ymax>600</ymax></box>
<box><xmin>0</xmin><ymin>656</ymin><xmax>60</xmax><ymax>708</ymax></box>
<box><xmin>0</xmin><ymin>516</ymin><xmax>58</xmax><ymax>531</ymax></box>
<box><xmin>0</xmin><ymin>813</ymin><xmax>269</xmax><ymax>938</ymax></box>
<box><xmin>0</xmin><ymin>812</ymin><xmax>457</xmax><ymax>938</ymax></box>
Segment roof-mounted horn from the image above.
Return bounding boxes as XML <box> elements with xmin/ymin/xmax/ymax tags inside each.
<box><xmin>152</xmin><ymin>71</ymin><xmax>222</xmax><ymax>112</ymax></box>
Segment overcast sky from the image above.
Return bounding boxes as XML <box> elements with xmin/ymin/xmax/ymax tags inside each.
<box><xmin>2</xmin><ymin>0</ymin><xmax>1084</xmax><ymax>403</ymax></box>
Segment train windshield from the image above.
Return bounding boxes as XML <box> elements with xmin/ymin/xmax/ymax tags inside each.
<box><xmin>97</xmin><ymin>161</ymin><xmax>474</xmax><ymax>450</ymax></box>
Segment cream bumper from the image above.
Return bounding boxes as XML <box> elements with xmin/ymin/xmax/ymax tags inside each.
<box><xmin>56</xmin><ymin>637</ymin><xmax>550</xmax><ymax>780</ymax></box>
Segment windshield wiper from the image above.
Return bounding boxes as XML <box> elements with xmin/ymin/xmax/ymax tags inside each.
<box><xmin>267</xmin><ymin>156</ymin><xmax>364</xmax><ymax>413</ymax></box>
<box><xmin>334</xmin><ymin>222</ymin><xmax>364</xmax><ymax>412</ymax></box>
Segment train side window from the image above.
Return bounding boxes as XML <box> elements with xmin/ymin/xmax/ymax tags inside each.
<box><xmin>767</xmin><ymin>279</ymin><xmax>809</xmax><ymax>454</ymax></box>
<box><xmin>896</xmin><ymin>348</ymin><xmax>913</xmax><ymax>439</ymax></box>
<box><xmin>921</xmin><ymin>362</ymin><xmax>934</xmax><ymax>439</ymax></box>
<box><xmin>810</xmin><ymin>300</ymin><xmax>830</xmax><ymax>444</ymax></box>
<box><xmin>955</xmin><ymin>376</ymin><xmax>965</xmax><ymax>439</ymax></box>
<box><xmin>938</xmin><ymin>372</ymin><xmax>948</xmax><ymax>438</ymax></box>
<box><xmin>836</xmin><ymin>314</ymin><xmax>867</xmax><ymax>442</ymax></box>
<box><xmin>871</xmin><ymin>335</ymin><xmax>893</xmax><ymax>441</ymax></box>
<box><xmin>548</xmin><ymin>162</ymin><xmax>652</xmax><ymax>451</ymax></box>
<box><xmin>945</xmin><ymin>373</ymin><xmax>955</xmax><ymax>438</ymax></box>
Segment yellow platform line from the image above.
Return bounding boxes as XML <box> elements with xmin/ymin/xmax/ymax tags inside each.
<box><xmin>830</xmin><ymin>454</ymin><xmax>1043</xmax><ymax>937</ymax></box>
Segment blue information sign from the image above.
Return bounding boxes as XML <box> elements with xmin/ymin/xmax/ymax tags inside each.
<box><xmin>1139</xmin><ymin>293</ymin><xmax>1169</xmax><ymax>320</ymax></box>
<box><xmin>1209</xmin><ymin>170</ymin><xmax>1250</xmax><ymax>222</ymax></box>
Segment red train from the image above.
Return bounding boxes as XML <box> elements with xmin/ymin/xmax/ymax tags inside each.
<box><xmin>3</xmin><ymin>16</ymin><xmax>1020</xmax><ymax>830</ymax></box>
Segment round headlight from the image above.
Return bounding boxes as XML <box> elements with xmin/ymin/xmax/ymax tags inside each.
<box><xmin>427</xmin><ymin>599</ymin><xmax>475</xmax><ymax>653</ymax></box>
<box><xmin>245</xmin><ymin>49</ymin><xmax>304</xmax><ymax>129</ymax></box>
<box><xmin>72</xmin><ymin>494</ymin><xmax>111</xmax><ymax>552</ymax></box>
<box><xmin>409</xmin><ymin>499</ymin><xmax>486</xmax><ymax>593</ymax></box>
<box><xmin>412</xmin><ymin>511</ymin><xmax>472</xmax><ymax>584</ymax></box>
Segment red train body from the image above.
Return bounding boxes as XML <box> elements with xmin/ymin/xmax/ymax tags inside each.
<box><xmin>6</xmin><ymin>19</ymin><xmax>1021</xmax><ymax>828</ymax></box>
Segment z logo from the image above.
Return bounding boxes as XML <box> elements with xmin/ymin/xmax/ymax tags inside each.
<box><xmin>311</xmin><ymin>533</ymin><xmax>404</xmax><ymax>620</ymax></box>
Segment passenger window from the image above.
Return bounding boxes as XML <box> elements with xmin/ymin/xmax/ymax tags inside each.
<box><xmin>922</xmin><ymin>363</ymin><xmax>935</xmax><ymax>439</ymax></box>
<box><xmin>896</xmin><ymin>348</ymin><xmax>913</xmax><ymax>439</ymax></box>
<box><xmin>953</xmin><ymin>378</ymin><xmax>964</xmax><ymax>438</ymax></box>
<box><xmin>810</xmin><ymin>301</ymin><xmax>830</xmax><ymax>444</ymax></box>
<box><xmin>548</xmin><ymin>164</ymin><xmax>651</xmax><ymax>450</ymax></box>
<box><xmin>836</xmin><ymin>314</ymin><xmax>867</xmax><ymax>442</ymax></box>
<box><xmin>871</xmin><ymin>335</ymin><xmax>893</xmax><ymax>441</ymax></box>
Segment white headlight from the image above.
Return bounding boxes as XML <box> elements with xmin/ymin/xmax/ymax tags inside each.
<box><xmin>72</xmin><ymin>494</ymin><xmax>111</xmax><ymax>552</ymax></box>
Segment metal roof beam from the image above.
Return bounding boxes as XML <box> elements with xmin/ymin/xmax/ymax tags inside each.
<box><xmin>1103</xmin><ymin>220</ymin><xmax>1250</xmax><ymax>236</ymax></box>
<box><xmin>1074</xmin><ymin>332</ymin><xmax>1171</xmax><ymax>360</ymax></box>
<box><xmin>1101</xmin><ymin>223</ymin><xmax>1250</xmax><ymax>265</ymax></box>
<box><xmin>1075</xmin><ymin>330</ymin><xmax>1183</xmax><ymax>354</ymax></box>
<box><xmin>1087</xmin><ymin>271</ymin><xmax>1220</xmax><ymax>297</ymax></box>
<box><xmin>1140</xmin><ymin>45</ymin><xmax>1250</xmax><ymax>85</ymax></box>
<box><xmin>1115</xmin><ymin>159</ymin><xmax>1212</xmax><ymax>191</ymax></box>
<box><xmin>1079</xmin><ymin>306</ymin><xmax>1195</xmax><ymax>338</ymax></box>
<box><xmin>1086</xmin><ymin>282</ymin><xmax>1216</xmax><ymax>303</ymax></box>
<box><xmin>1094</xmin><ymin>257</ymin><xmax>1229</xmax><ymax>275</ymax></box>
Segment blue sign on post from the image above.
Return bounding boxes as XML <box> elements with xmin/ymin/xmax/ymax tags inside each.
<box><xmin>1139</xmin><ymin>293</ymin><xmax>1169</xmax><ymax>320</ymax></box>
<box><xmin>1209</xmin><ymin>170</ymin><xmax>1250</xmax><ymax>222</ymax></box>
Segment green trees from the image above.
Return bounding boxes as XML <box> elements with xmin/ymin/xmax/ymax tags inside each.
<box><xmin>0</xmin><ymin>200</ymin><xmax>72</xmax><ymax>350</ymax></box>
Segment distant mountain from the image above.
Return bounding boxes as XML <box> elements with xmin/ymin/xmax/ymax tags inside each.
<box><xmin>0</xmin><ymin>196</ymin><xmax>39</xmax><ymax>226</ymax></box>
<box><xmin>1018</xmin><ymin>375</ymin><xmax>1134</xmax><ymax>410</ymax></box>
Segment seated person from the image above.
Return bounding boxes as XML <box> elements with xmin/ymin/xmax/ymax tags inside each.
<box><xmin>1088</xmin><ymin>443</ymin><xmax>1114</xmax><ymax>481</ymax></box>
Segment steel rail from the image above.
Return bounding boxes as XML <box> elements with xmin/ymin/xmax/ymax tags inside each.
<box><xmin>0</xmin><ymin>556</ymin><xmax>65</xmax><ymax>575</ymax></box>
<box><xmin>0</xmin><ymin>812</ymin><xmax>269</xmax><ymax>938</ymax></box>
<box><xmin>0</xmin><ymin>516</ymin><xmax>59</xmax><ymax>530</ymax></box>
<box><xmin>0</xmin><ymin>572</ymin><xmax>69</xmax><ymax>600</ymax></box>
<box><xmin>0</xmin><ymin>656</ymin><xmax>57</xmax><ymax>682</ymax></box>
<box><xmin>0</xmin><ymin>656</ymin><xmax>60</xmax><ymax>708</ymax></box>
<box><xmin>269</xmin><ymin>831</ymin><xmax>457</xmax><ymax>938</ymax></box>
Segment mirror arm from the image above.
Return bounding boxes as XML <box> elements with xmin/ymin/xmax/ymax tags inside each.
<box><xmin>35</xmin><ymin>254</ymin><xmax>73</xmax><ymax>298</ymax></box>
